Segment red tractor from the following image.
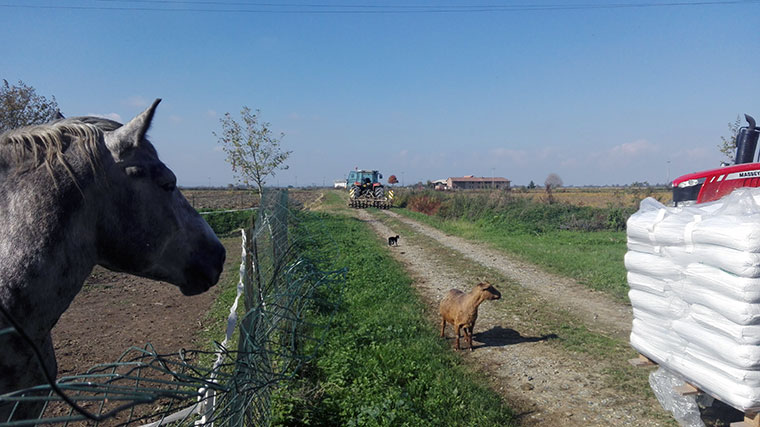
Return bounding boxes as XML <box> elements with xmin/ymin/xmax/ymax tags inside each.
<box><xmin>673</xmin><ymin>114</ymin><xmax>760</xmax><ymax>206</ymax></box>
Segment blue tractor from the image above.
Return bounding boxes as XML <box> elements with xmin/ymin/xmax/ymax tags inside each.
<box><xmin>346</xmin><ymin>169</ymin><xmax>393</xmax><ymax>209</ymax></box>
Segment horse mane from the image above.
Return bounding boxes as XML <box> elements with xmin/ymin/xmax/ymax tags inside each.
<box><xmin>0</xmin><ymin>118</ymin><xmax>111</xmax><ymax>185</ymax></box>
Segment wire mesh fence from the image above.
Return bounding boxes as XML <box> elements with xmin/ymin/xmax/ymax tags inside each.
<box><xmin>0</xmin><ymin>188</ymin><xmax>345</xmax><ymax>426</ymax></box>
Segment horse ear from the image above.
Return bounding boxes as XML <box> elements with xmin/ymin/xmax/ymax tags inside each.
<box><xmin>106</xmin><ymin>98</ymin><xmax>161</xmax><ymax>153</ymax></box>
<box><xmin>53</xmin><ymin>110</ymin><xmax>65</xmax><ymax>120</ymax></box>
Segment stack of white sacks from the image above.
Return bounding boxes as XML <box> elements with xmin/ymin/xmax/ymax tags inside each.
<box><xmin>626</xmin><ymin>188</ymin><xmax>760</xmax><ymax>411</ymax></box>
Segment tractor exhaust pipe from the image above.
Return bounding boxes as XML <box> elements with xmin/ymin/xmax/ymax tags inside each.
<box><xmin>734</xmin><ymin>114</ymin><xmax>759</xmax><ymax>164</ymax></box>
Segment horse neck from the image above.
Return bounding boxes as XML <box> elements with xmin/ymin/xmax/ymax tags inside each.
<box><xmin>0</xmin><ymin>166</ymin><xmax>99</xmax><ymax>338</ymax></box>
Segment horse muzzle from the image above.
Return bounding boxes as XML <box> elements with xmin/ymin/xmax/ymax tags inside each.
<box><xmin>180</xmin><ymin>242</ymin><xmax>226</xmax><ymax>296</ymax></box>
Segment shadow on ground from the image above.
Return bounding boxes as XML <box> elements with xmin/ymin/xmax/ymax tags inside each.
<box><xmin>474</xmin><ymin>326</ymin><xmax>558</xmax><ymax>349</ymax></box>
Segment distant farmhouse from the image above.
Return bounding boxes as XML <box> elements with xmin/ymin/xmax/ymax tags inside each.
<box><xmin>445</xmin><ymin>175</ymin><xmax>510</xmax><ymax>190</ymax></box>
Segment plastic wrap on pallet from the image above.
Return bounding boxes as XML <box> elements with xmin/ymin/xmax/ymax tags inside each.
<box><xmin>648</xmin><ymin>367</ymin><xmax>706</xmax><ymax>427</ymax></box>
<box><xmin>626</xmin><ymin>188</ymin><xmax>760</xmax><ymax>412</ymax></box>
<box><xmin>627</xmin><ymin>192</ymin><xmax>760</xmax><ymax>252</ymax></box>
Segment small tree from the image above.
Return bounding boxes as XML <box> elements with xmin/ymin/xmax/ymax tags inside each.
<box><xmin>718</xmin><ymin>115</ymin><xmax>743</xmax><ymax>162</ymax></box>
<box><xmin>544</xmin><ymin>173</ymin><xmax>562</xmax><ymax>204</ymax></box>
<box><xmin>528</xmin><ymin>180</ymin><xmax>536</xmax><ymax>189</ymax></box>
<box><xmin>214</xmin><ymin>106</ymin><xmax>291</xmax><ymax>195</ymax></box>
<box><xmin>388</xmin><ymin>174</ymin><xmax>398</xmax><ymax>185</ymax></box>
<box><xmin>0</xmin><ymin>79</ymin><xmax>60</xmax><ymax>133</ymax></box>
<box><xmin>545</xmin><ymin>173</ymin><xmax>563</xmax><ymax>190</ymax></box>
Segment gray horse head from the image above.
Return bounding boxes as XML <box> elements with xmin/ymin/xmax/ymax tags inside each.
<box><xmin>91</xmin><ymin>99</ymin><xmax>226</xmax><ymax>295</ymax></box>
<box><xmin>0</xmin><ymin>99</ymin><xmax>225</xmax><ymax>420</ymax></box>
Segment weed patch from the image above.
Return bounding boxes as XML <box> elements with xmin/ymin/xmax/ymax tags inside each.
<box><xmin>201</xmin><ymin>209</ymin><xmax>255</xmax><ymax>236</ymax></box>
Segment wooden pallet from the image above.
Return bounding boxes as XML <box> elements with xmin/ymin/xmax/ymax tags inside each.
<box><xmin>628</xmin><ymin>354</ymin><xmax>656</xmax><ymax>368</ymax></box>
<box><xmin>731</xmin><ymin>412</ymin><xmax>760</xmax><ymax>427</ymax></box>
<box><xmin>629</xmin><ymin>353</ymin><xmax>760</xmax><ymax>426</ymax></box>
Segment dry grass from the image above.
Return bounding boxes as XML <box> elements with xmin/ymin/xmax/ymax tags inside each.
<box><xmin>510</xmin><ymin>187</ymin><xmax>671</xmax><ymax>208</ymax></box>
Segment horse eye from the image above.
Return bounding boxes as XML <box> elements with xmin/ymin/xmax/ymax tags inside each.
<box><xmin>124</xmin><ymin>166</ymin><xmax>145</xmax><ymax>177</ymax></box>
<box><xmin>160</xmin><ymin>180</ymin><xmax>177</xmax><ymax>192</ymax></box>
<box><xmin>156</xmin><ymin>169</ymin><xmax>177</xmax><ymax>192</ymax></box>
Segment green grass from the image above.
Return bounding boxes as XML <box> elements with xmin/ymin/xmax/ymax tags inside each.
<box><xmin>201</xmin><ymin>209</ymin><xmax>256</xmax><ymax>236</ymax></box>
<box><xmin>271</xmin><ymin>212</ymin><xmax>516</xmax><ymax>426</ymax></box>
<box><xmin>396</xmin><ymin>209</ymin><xmax>630</xmax><ymax>301</ymax></box>
<box><xmin>320</xmin><ymin>189</ymin><xmax>351</xmax><ymax>211</ymax></box>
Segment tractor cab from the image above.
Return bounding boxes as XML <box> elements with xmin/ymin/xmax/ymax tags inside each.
<box><xmin>347</xmin><ymin>170</ymin><xmax>383</xmax><ymax>187</ymax></box>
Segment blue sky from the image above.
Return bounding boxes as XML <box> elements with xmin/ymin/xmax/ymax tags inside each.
<box><xmin>2</xmin><ymin>1</ymin><xmax>759</xmax><ymax>187</ymax></box>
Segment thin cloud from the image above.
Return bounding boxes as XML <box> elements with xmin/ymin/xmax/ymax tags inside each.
<box><xmin>560</xmin><ymin>157</ymin><xmax>579</xmax><ymax>167</ymax></box>
<box><xmin>206</xmin><ymin>109</ymin><xmax>217</xmax><ymax>118</ymax></box>
<box><xmin>682</xmin><ymin>147</ymin><xmax>710</xmax><ymax>160</ymax></box>
<box><xmin>608</xmin><ymin>139</ymin><xmax>658</xmax><ymax>157</ymax></box>
<box><xmin>489</xmin><ymin>148</ymin><xmax>528</xmax><ymax>163</ymax></box>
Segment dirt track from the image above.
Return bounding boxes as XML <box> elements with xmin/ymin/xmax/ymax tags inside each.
<box><xmin>354</xmin><ymin>208</ymin><xmax>669</xmax><ymax>426</ymax></box>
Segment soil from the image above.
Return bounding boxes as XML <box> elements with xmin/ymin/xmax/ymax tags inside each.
<box><xmin>51</xmin><ymin>266</ymin><xmax>223</xmax><ymax>379</ymax></box>
<box><xmin>353</xmin><ymin>208</ymin><xmax>746</xmax><ymax>426</ymax></box>
<box><xmin>43</xmin><ymin>237</ymin><xmax>239</xmax><ymax>424</ymax></box>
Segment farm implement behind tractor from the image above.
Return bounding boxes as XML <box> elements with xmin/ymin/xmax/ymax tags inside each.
<box><xmin>347</xmin><ymin>169</ymin><xmax>394</xmax><ymax>209</ymax></box>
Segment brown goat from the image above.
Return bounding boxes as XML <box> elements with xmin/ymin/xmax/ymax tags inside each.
<box><xmin>439</xmin><ymin>279</ymin><xmax>501</xmax><ymax>351</ymax></box>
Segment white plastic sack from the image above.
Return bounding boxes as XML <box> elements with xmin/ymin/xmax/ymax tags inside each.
<box><xmin>627</xmin><ymin>271</ymin><xmax>668</xmax><ymax>295</ymax></box>
<box><xmin>627</xmin><ymin>189</ymin><xmax>760</xmax><ymax>253</ymax></box>
<box><xmin>627</xmin><ymin>188</ymin><xmax>760</xmax><ymax>412</ymax></box>
<box><xmin>626</xmin><ymin>238</ymin><xmax>760</xmax><ymax>278</ymax></box>
<box><xmin>624</xmin><ymin>251</ymin><xmax>682</xmax><ymax>281</ymax></box>
<box><xmin>684</xmin><ymin>263</ymin><xmax>760</xmax><ymax>303</ymax></box>
<box><xmin>689</xmin><ymin>304</ymin><xmax>760</xmax><ymax>345</ymax></box>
